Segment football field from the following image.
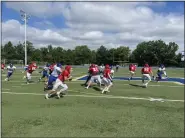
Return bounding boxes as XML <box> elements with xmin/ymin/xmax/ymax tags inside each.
<box><xmin>2</xmin><ymin>67</ymin><xmax>184</xmax><ymax>137</ymax></box>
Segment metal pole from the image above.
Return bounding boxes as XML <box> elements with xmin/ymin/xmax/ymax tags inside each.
<box><xmin>24</xmin><ymin>13</ymin><xmax>27</xmax><ymax>66</ymax></box>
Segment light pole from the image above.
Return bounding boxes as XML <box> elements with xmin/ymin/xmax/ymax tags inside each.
<box><xmin>20</xmin><ymin>10</ymin><xmax>30</xmax><ymax>66</ymax></box>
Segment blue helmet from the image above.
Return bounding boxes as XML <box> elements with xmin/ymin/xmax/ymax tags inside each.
<box><xmin>57</xmin><ymin>63</ymin><xmax>62</xmax><ymax>67</ymax></box>
<box><xmin>10</xmin><ymin>63</ymin><xmax>13</xmax><ymax>67</ymax></box>
<box><xmin>46</xmin><ymin>63</ymin><xmax>50</xmax><ymax>67</ymax></box>
<box><xmin>160</xmin><ymin>64</ymin><xmax>164</xmax><ymax>68</ymax></box>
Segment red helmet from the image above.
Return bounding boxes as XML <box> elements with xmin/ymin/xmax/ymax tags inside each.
<box><xmin>91</xmin><ymin>64</ymin><xmax>95</xmax><ymax>67</ymax></box>
<box><xmin>65</xmin><ymin>65</ymin><xmax>72</xmax><ymax>72</ymax></box>
<box><xmin>105</xmin><ymin>64</ymin><xmax>109</xmax><ymax>68</ymax></box>
<box><xmin>144</xmin><ymin>64</ymin><xmax>149</xmax><ymax>67</ymax></box>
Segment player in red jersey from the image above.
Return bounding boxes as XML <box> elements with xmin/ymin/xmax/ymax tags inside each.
<box><xmin>128</xmin><ymin>64</ymin><xmax>136</xmax><ymax>81</ymax></box>
<box><xmin>101</xmin><ymin>64</ymin><xmax>113</xmax><ymax>94</ymax></box>
<box><xmin>141</xmin><ymin>63</ymin><xmax>154</xmax><ymax>88</ymax></box>
<box><xmin>85</xmin><ymin>64</ymin><xmax>102</xmax><ymax>89</ymax></box>
<box><xmin>26</xmin><ymin>62</ymin><xmax>37</xmax><ymax>84</ymax></box>
<box><xmin>45</xmin><ymin>65</ymin><xmax>73</xmax><ymax>99</ymax></box>
<box><xmin>1</xmin><ymin>63</ymin><xmax>5</xmax><ymax>73</ymax></box>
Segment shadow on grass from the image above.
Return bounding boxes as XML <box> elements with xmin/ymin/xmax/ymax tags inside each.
<box><xmin>129</xmin><ymin>83</ymin><xmax>145</xmax><ymax>88</ymax></box>
<box><xmin>92</xmin><ymin>86</ymin><xmax>101</xmax><ymax>91</ymax></box>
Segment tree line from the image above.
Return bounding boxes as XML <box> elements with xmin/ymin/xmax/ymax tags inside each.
<box><xmin>1</xmin><ymin>40</ymin><xmax>183</xmax><ymax>67</ymax></box>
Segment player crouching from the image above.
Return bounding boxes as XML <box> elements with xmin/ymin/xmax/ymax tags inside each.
<box><xmin>45</xmin><ymin>65</ymin><xmax>73</xmax><ymax>99</ymax></box>
<box><xmin>102</xmin><ymin>64</ymin><xmax>113</xmax><ymax>94</ymax></box>
<box><xmin>141</xmin><ymin>63</ymin><xmax>154</xmax><ymax>88</ymax></box>
<box><xmin>128</xmin><ymin>64</ymin><xmax>136</xmax><ymax>81</ymax></box>
<box><xmin>155</xmin><ymin>64</ymin><xmax>168</xmax><ymax>82</ymax></box>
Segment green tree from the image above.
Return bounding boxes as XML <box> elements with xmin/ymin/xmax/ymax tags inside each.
<box><xmin>74</xmin><ymin>45</ymin><xmax>91</xmax><ymax>65</ymax></box>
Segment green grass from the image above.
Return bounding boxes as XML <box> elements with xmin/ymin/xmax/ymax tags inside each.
<box><xmin>2</xmin><ymin>67</ymin><xmax>184</xmax><ymax>137</ymax></box>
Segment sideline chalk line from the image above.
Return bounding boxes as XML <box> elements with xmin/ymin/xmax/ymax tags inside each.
<box><xmin>2</xmin><ymin>91</ymin><xmax>184</xmax><ymax>103</ymax></box>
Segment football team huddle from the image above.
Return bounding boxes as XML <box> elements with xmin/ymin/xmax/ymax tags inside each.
<box><xmin>1</xmin><ymin>62</ymin><xmax>168</xmax><ymax>99</ymax></box>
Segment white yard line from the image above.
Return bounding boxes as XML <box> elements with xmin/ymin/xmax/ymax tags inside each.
<box><xmin>2</xmin><ymin>80</ymin><xmax>184</xmax><ymax>88</ymax></box>
<box><xmin>2</xmin><ymin>89</ymin><xmax>10</xmax><ymax>90</ymax></box>
<box><xmin>2</xmin><ymin>91</ymin><xmax>184</xmax><ymax>103</ymax></box>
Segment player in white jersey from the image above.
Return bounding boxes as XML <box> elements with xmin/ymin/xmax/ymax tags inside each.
<box><xmin>99</xmin><ymin>64</ymin><xmax>105</xmax><ymax>79</ymax></box>
<box><xmin>155</xmin><ymin>64</ymin><xmax>168</xmax><ymax>82</ymax></box>
<box><xmin>110</xmin><ymin>66</ymin><xmax>114</xmax><ymax>78</ymax></box>
<box><xmin>45</xmin><ymin>63</ymin><xmax>62</xmax><ymax>91</ymax></box>
<box><xmin>22</xmin><ymin>65</ymin><xmax>29</xmax><ymax>79</ymax></box>
<box><xmin>5</xmin><ymin>63</ymin><xmax>16</xmax><ymax>81</ymax></box>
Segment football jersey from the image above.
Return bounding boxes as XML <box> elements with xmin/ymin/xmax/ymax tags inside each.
<box><xmin>7</xmin><ymin>66</ymin><xmax>16</xmax><ymax>73</ymax></box>
<box><xmin>58</xmin><ymin>70</ymin><xmax>70</xmax><ymax>82</ymax></box>
<box><xmin>51</xmin><ymin>65</ymin><xmax>62</xmax><ymax>77</ymax></box>
<box><xmin>129</xmin><ymin>65</ymin><xmax>136</xmax><ymax>71</ymax></box>
<box><xmin>27</xmin><ymin>64</ymin><xmax>37</xmax><ymax>74</ymax></box>
<box><xmin>103</xmin><ymin>68</ymin><xmax>111</xmax><ymax>78</ymax></box>
<box><xmin>89</xmin><ymin>67</ymin><xmax>99</xmax><ymax>76</ymax></box>
<box><xmin>141</xmin><ymin>67</ymin><xmax>152</xmax><ymax>74</ymax></box>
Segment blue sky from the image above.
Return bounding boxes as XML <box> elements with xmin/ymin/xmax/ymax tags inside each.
<box><xmin>2</xmin><ymin>2</ymin><xmax>184</xmax><ymax>29</ymax></box>
<box><xmin>1</xmin><ymin>2</ymin><xmax>184</xmax><ymax>51</ymax></box>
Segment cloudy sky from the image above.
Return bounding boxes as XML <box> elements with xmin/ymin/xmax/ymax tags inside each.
<box><xmin>2</xmin><ymin>2</ymin><xmax>184</xmax><ymax>51</ymax></box>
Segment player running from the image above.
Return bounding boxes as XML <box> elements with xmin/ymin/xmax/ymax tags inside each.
<box><xmin>155</xmin><ymin>64</ymin><xmax>168</xmax><ymax>82</ymax></box>
<box><xmin>5</xmin><ymin>63</ymin><xmax>16</xmax><ymax>81</ymax></box>
<box><xmin>116</xmin><ymin>64</ymin><xmax>119</xmax><ymax>72</ymax></box>
<box><xmin>101</xmin><ymin>64</ymin><xmax>113</xmax><ymax>94</ymax></box>
<box><xmin>23</xmin><ymin>65</ymin><xmax>29</xmax><ymax>79</ymax></box>
<box><xmin>128</xmin><ymin>64</ymin><xmax>136</xmax><ymax>81</ymax></box>
<box><xmin>49</xmin><ymin>63</ymin><xmax>55</xmax><ymax>75</ymax></box>
<box><xmin>26</xmin><ymin>62</ymin><xmax>37</xmax><ymax>84</ymax></box>
<box><xmin>45</xmin><ymin>65</ymin><xmax>73</xmax><ymax>99</ymax></box>
<box><xmin>99</xmin><ymin>64</ymin><xmax>105</xmax><ymax>79</ymax></box>
<box><xmin>38</xmin><ymin>63</ymin><xmax>50</xmax><ymax>83</ymax></box>
<box><xmin>83</xmin><ymin>64</ymin><xmax>93</xmax><ymax>86</ymax></box>
<box><xmin>85</xmin><ymin>64</ymin><xmax>102</xmax><ymax>89</ymax></box>
<box><xmin>141</xmin><ymin>63</ymin><xmax>154</xmax><ymax>88</ymax></box>
<box><xmin>44</xmin><ymin>63</ymin><xmax>62</xmax><ymax>91</ymax></box>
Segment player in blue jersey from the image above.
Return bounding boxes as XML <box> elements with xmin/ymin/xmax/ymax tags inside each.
<box><xmin>38</xmin><ymin>63</ymin><xmax>50</xmax><ymax>83</ymax></box>
<box><xmin>5</xmin><ymin>63</ymin><xmax>16</xmax><ymax>81</ymax></box>
<box><xmin>44</xmin><ymin>63</ymin><xmax>62</xmax><ymax>91</ymax></box>
<box><xmin>155</xmin><ymin>64</ymin><xmax>168</xmax><ymax>82</ymax></box>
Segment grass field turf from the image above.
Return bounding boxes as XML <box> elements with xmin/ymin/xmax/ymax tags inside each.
<box><xmin>2</xmin><ymin>67</ymin><xmax>184</xmax><ymax>137</ymax></box>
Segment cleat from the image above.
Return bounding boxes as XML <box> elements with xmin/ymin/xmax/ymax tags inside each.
<box><xmin>45</xmin><ymin>94</ymin><xmax>49</xmax><ymax>99</ymax></box>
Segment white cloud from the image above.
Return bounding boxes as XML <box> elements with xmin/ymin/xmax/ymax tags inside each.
<box><xmin>2</xmin><ymin>2</ymin><xmax>184</xmax><ymax>52</ymax></box>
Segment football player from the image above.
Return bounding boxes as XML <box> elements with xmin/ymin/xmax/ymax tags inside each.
<box><xmin>1</xmin><ymin>63</ymin><xmax>5</xmax><ymax>73</ymax></box>
<box><xmin>141</xmin><ymin>63</ymin><xmax>154</xmax><ymax>88</ymax></box>
<box><xmin>44</xmin><ymin>63</ymin><xmax>62</xmax><ymax>90</ymax></box>
<box><xmin>5</xmin><ymin>63</ymin><xmax>16</xmax><ymax>81</ymax></box>
<box><xmin>85</xmin><ymin>64</ymin><xmax>102</xmax><ymax>89</ymax></box>
<box><xmin>83</xmin><ymin>64</ymin><xmax>93</xmax><ymax>86</ymax></box>
<box><xmin>101</xmin><ymin>64</ymin><xmax>113</xmax><ymax>94</ymax></box>
<box><xmin>45</xmin><ymin>65</ymin><xmax>73</xmax><ymax>99</ymax></box>
<box><xmin>128</xmin><ymin>64</ymin><xmax>136</xmax><ymax>81</ymax></box>
<box><xmin>155</xmin><ymin>64</ymin><xmax>168</xmax><ymax>82</ymax></box>
<box><xmin>26</xmin><ymin>62</ymin><xmax>37</xmax><ymax>84</ymax></box>
<box><xmin>38</xmin><ymin>63</ymin><xmax>50</xmax><ymax>83</ymax></box>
